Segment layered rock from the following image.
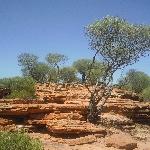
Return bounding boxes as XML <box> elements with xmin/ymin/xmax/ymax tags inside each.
<box><xmin>0</xmin><ymin>83</ymin><xmax>149</xmax><ymax>137</ymax></box>
<box><xmin>101</xmin><ymin>113</ymin><xmax>135</xmax><ymax>130</ymax></box>
<box><xmin>46</xmin><ymin>119</ymin><xmax>106</xmax><ymax>135</ymax></box>
<box><xmin>105</xmin><ymin>98</ymin><xmax>150</xmax><ymax>124</ymax></box>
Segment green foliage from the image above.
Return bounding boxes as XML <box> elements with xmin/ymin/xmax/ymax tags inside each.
<box><xmin>118</xmin><ymin>69</ymin><xmax>150</xmax><ymax>93</ymax></box>
<box><xmin>60</xmin><ymin>67</ymin><xmax>77</xmax><ymax>83</ymax></box>
<box><xmin>18</xmin><ymin>53</ymin><xmax>38</xmax><ymax>77</ymax></box>
<box><xmin>88</xmin><ymin>61</ymin><xmax>104</xmax><ymax>84</ymax></box>
<box><xmin>73</xmin><ymin>59</ymin><xmax>104</xmax><ymax>83</ymax></box>
<box><xmin>46</xmin><ymin>53</ymin><xmax>68</xmax><ymax>82</ymax></box>
<box><xmin>141</xmin><ymin>86</ymin><xmax>150</xmax><ymax>101</ymax></box>
<box><xmin>85</xmin><ymin>16</ymin><xmax>150</xmax><ymax>123</ymax></box>
<box><xmin>73</xmin><ymin>59</ymin><xmax>91</xmax><ymax>83</ymax></box>
<box><xmin>18</xmin><ymin>53</ymin><xmax>61</xmax><ymax>83</ymax></box>
<box><xmin>0</xmin><ymin>131</ymin><xmax>43</xmax><ymax>150</ymax></box>
<box><xmin>73</xmin><ymin>59</ymin><xmax>91</xmax><ymax>74</ymax></box>
<box><xmin>86</xmin><ymin>16</ymin><xmax>150</xmax><ymax>78</ymax></box>
<box><xmin>31</xmin><ymin>62</ymin><xmax>50</xmax><ymax>83</ymax></box>
<box><xmin>47</xmin><ymin>67</ymin><xmax>58</xmax><ymax>83</ymax></box>
<box><xmin>0</xmin><ymin>77</ymin><xmax>36</xmax><ymax>99</ymax></box>
<box><xmin>46</xmin><ymin>53</ymin><xmax>68</xmax><ymax>67</ymax></box>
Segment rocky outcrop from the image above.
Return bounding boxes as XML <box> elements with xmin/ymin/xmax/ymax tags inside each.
<box><xmin>101</xmin><ymin>113</ymin><xmax>135</xmax><ymax>130</ymax></box>
<box><xmin>104</xmin><ymin>98</ymin><xmax>150</xmax><ymax>124</ymax></box>
<box><xmin>35</xmin><ymin>83</ymin><xmax>150</xmax><ymax>125</ymax></box>
<box><xmin>0</xmin><ymin>83</ymin><xmax>149</xmax><ymax>137</ymax></box>
<box><xmin>111</xmin><ymin>88</ymin><xmax>140</xmax><ymax>101</ymax></box>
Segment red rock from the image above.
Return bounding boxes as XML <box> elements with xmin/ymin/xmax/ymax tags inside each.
<box><xmin>46</xmin><ymin>119</ymin><xmax>107</xmax><ymax>135</ymax></box>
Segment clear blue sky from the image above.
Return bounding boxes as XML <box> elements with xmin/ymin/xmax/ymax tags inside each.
<box><xmin>0</xmin><ymin>0</ymin><xmax>150</xmax><ymax>82</ymax></box>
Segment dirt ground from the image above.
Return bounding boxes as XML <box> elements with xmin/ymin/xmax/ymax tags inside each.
<box><xmin>28</xmin><ymin>124</ymin><xmax>150</xmax><ymax>150</ymax></box>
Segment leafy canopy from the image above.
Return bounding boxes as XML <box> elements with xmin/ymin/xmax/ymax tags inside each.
<box><xmin>73</xmin><ymin>59</ymin><xmax>104</xmax><ymax>83</ymax></box>
<box><xmin>85</xmin><ymin>16</ymin><xmax>150</xmax><ymax>123</ymax></box>
<box><xmin>86</xmin><ymin>16</ymin><xmax>150</xmax><ymax>77</ymax></box>
<box><xmin>60</xmin><ymin>67</ymin><xmax>77</xmax><ymax>83</ymax></box>
<box><xmin>46</xmin><ymin>53</ymin><xmax>68</xmax><ymax>67</ymax></box>
<box><xmin>18</xmin><ymin>53</ymin><xmax>38</xmax><ymax>76</ymax></box>
<box><xmin>31</xmin><ymin>62</ymin><xmax>50</xmax><ymax>83</ymax></box>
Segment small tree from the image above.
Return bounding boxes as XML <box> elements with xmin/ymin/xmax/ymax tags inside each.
<box><xmin>46</xmin><ymin>53</ymin><xmax>68</xmax><ymax>82</ymax></box>
<box><xmin>18</xmin><ymin>53</ymin><xmax>38</xmax><ymax>77</ymax></box>
<box><xmin>60</xmin><ymin>67</ymin><xmax>77</xmax><ymax>83</ymax></box>
<box><xmin>85</xmin><ymin>16</ymin><xmax>150</xmax><ymax>123</ymax></box>
<box><xmin>31</xmin><ymin>62</ymin><xmax>50</xmax><ymax>83</ymax></box>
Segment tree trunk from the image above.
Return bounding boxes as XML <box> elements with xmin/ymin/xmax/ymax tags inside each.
<box><xmin>82</xmin><ymin>73</ymin><xmax>86</xmax><ymax>83</ymax></box>
<box><xmin>87</xmin><ymin>93</ymin><xmax>100</xmax><ymax>123</ymax></box>
<box><xmin>87</xmin><ymin>85</ymin><xmax>111</xmax><ymax>124</ymax></box>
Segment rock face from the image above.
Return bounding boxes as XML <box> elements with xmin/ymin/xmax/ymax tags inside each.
<box><xmin>104</xmin><ymin>98</ymin><xmax>150</xmax><ymax>125</ymax></box>
<box><xmin>0</xmin><ymin>83</ymin><xmax>149</xmax><ymax>136</ymax></box>
<box><xmin>101</xmin><ymin>113</ymin><xmax>135</xmax><ymax>130</ymax></box>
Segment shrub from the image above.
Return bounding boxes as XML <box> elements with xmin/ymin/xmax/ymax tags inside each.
<box><xmin>118</xmin><ymin>69</ymin><xmax>150</xmax><ymax>93</ymax></box>
<box><xmin>141</xmin><ymin>86</ymin><xmax>150</xmax><ymax>101</ymax></box>
<box><xmin>0</xmin><ymin>76</ymin><xmax>36</xmax><ymax>99</ymax></box>
<box><xmin>0</xmin><ymin>131</ymin><xmax>43</xmax><ymax>150</ymax></box>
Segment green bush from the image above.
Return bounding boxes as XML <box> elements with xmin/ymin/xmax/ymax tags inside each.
<box><xmin>141</xmin><ymin>86</ymin><xmax>150</xmax><ymax>101</ymax></box>
<box><xmin>118</xmin><ymin>69</ymin><xmax>150</xmax><ymax>93</ymax></box>
<box><xmin>0</xmin><ymin>76</ymin><xmax>36</xmax><ymax>99</ymax></box>
<box><xmin>0</xmin><ymin>131</ymin><xmax>43</xmax><ymax>150</ymax></box>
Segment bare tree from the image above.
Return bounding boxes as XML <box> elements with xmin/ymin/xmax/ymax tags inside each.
<box><xmin>85</xmin><ymin>16</ymin><xmax>150</xmax><ymax>123</ymax></box>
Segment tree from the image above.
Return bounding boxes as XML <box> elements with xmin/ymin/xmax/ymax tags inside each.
<box><xmin>118</xmin><ymin>69</ymin><xmax>150</xmax><ymax>93</ymax></box>
<box><xmin>85</xmin><ymin>16</ymin><xmax>150</xmax><ymax>123</ymax></box>
<box><xmin>46</xmin><ymin>53</ymin><xmax>68</xmax><ymax>82</ymax></box>
<box><xmin>73</xmin><ymin>59</ymin><xmax>91</xmax><ymax>83</ymax></box>
<box><xmin>31</xmin><ymin>62</ymin><xmax>50</xmax><ymax>83</ymax></box>
<box><xmin>60</xmin><ymin>67</ymin><xmax>77</xmax><ymax>83</ymax></box>
<box><xmin>73</xmin><ymin>59</ymin><xmax>104</xmax><ymax>83</ymax></box>
<box><xmin>46</xmin><ymin>53</ymin><xmax>68</xmax><ymax>72</ymax></box>
<box><xmin>18</xmin><ymin>53</ymin><xmax>38</xmax><ymax>77</ymax></box>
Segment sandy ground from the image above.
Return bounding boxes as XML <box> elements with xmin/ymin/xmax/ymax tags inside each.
<box><xmin>28</xmin><ymin>124</ymin><xmax>150</xmax><ymax>150</ymax></box>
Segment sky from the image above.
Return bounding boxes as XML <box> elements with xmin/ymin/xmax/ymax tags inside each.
<box><xmin>0</xmin><ymin>0</ymin><xmax>150</xmax><ymax>82</ymax></box>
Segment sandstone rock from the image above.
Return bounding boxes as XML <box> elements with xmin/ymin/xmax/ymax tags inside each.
<box><xmin>0</xmin><ymin>118</ymin><xmax>13</xmax><ymax>125</ymax></box>
<box><xmin>101</xmin><ymin>113</ymin><xmax>135</xmax><ymax>130</ymax></box>
<box><xmin>105</xmin><ymin>133</ymin><xmax>137</xmax><ymax>150</ymax></box>
<box><xmin>66</xmin><ymin>135</ymin><xmax>97</xmax><ymax>145</ymax></box>
<box><xmin>111</xmin><ymin>88</ymin><xmax>140</xmax><ymax>101</ymax></box>
<box><xmin>46</xmin><ymin>119</ymin><xmax>107</xmax><ymax>135</ymax></box>
<box><xmin>0</xmin><ymin>83</ymin><xmax>149</xmax><ymax>137</ymax></box>
<box><xmin>0</xmin><ymin>103</ymin><xmax>87</xmax><ymax>116</ymax></box>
